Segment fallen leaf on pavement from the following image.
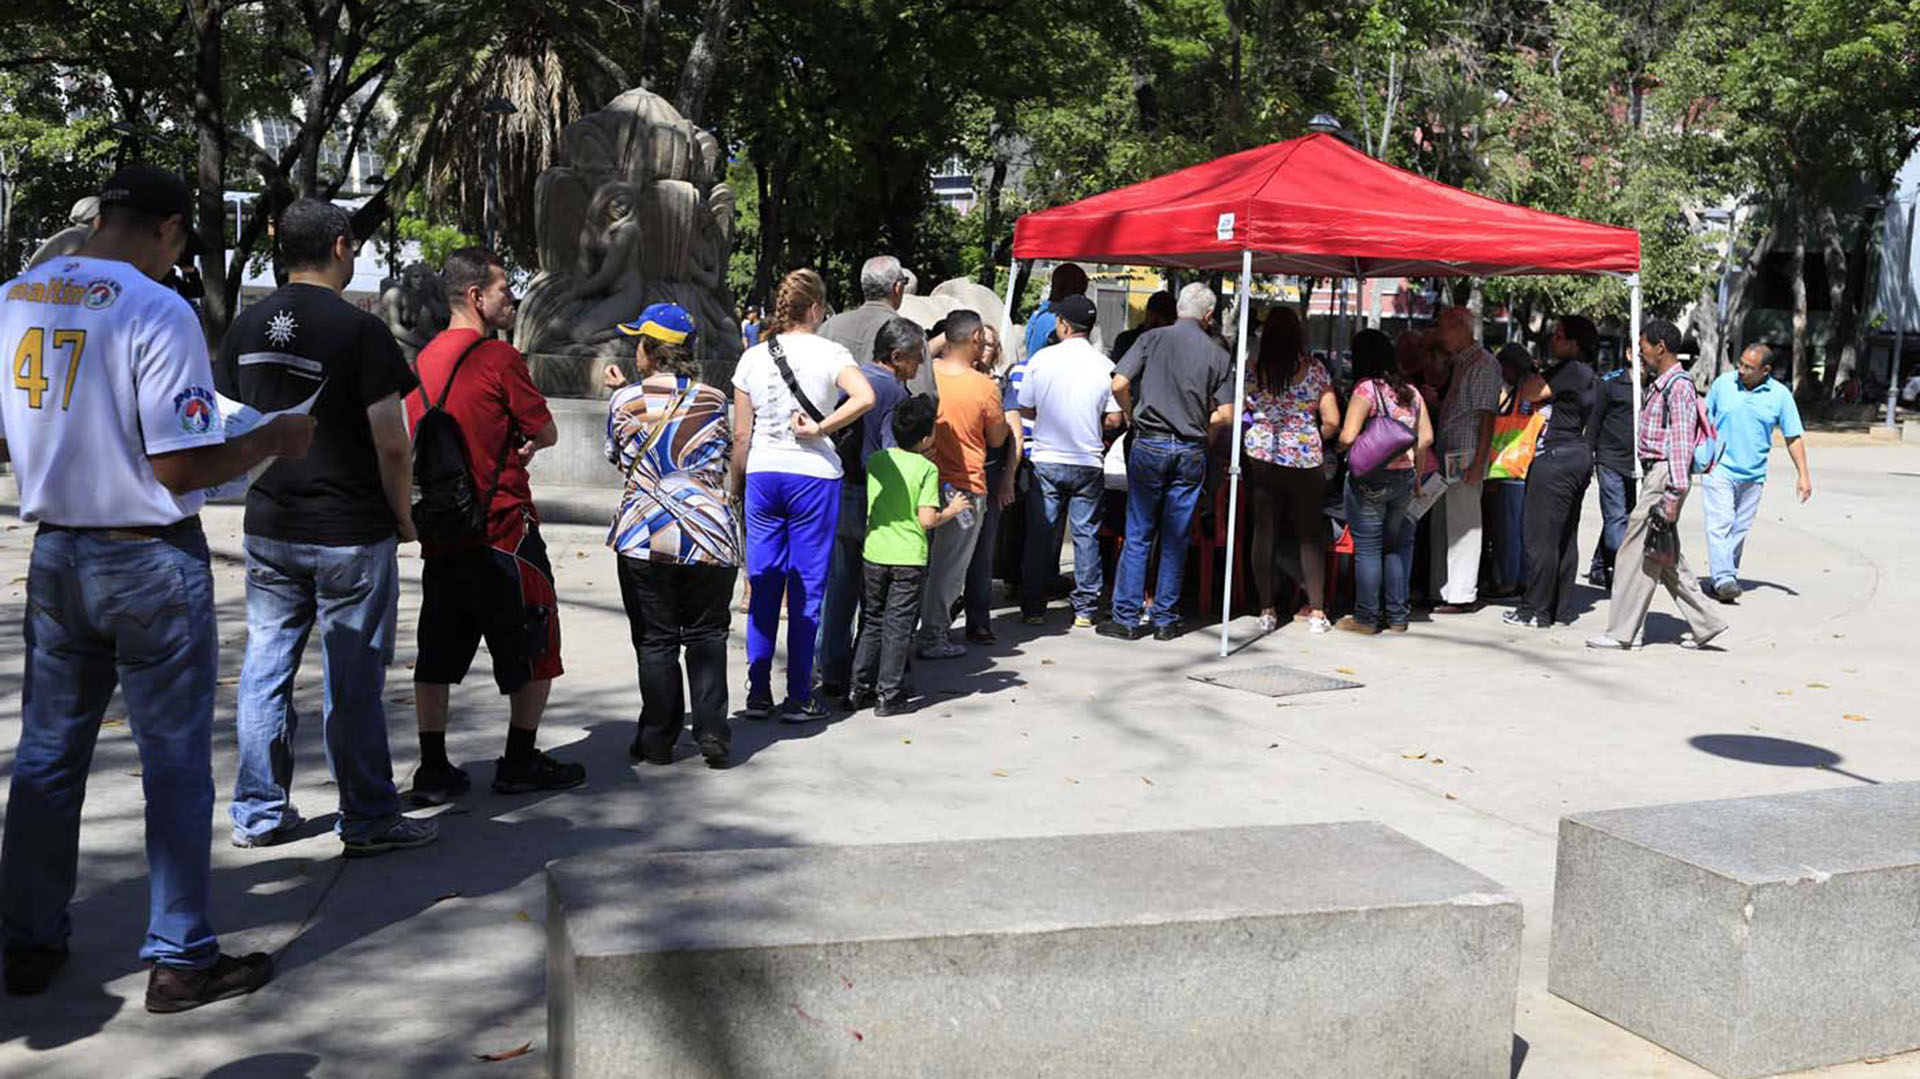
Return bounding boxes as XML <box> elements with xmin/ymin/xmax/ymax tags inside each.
<box><xmin>1843</xmin><ymin>714</ymin><xmax>1869</xmax><ymax>722</ymax></box>
<box><xmin>991</xmin><ymin>770</ymin><xmax>1008</xmax><ymax>777</ymax></box>
<box><xmin>1266</xmin><ymin>743</ymin><xmax>1279</xmax><ymax>749</ymax></box>
<box><xmin>126</xmin><ymin>771</ymin><xmax>141</xmax><ymax>778</ymax></box>
<box><xmin>1335</xmin><ymin>666</ymin><xmax>1357</xmax><ymax>675</ymax></box>
<box><xmin>217</xmin><ymin>675</ymin><xmax>240</xmax><ymax>686</ymax></box>
<box><xmin>102</xmin><ymin>717</ymin><xmax>126</xmax><ymax>729</ymax></box>
<box><xmin>900</xmin><ymin>738</ymin><xmax>912</xmax><ymax>745</ymax></box>
<box><xmin>1065</xmin><ymin>777</ymin><xmax>1079</xmax><ymax>785</ymax></box>
<box><xmin>1401</xmin><ymin>750</ymin><xmax>1427</xmax><ymax>760</ymax></box>
<box><xmin>1806</xmin><ymin>682</ymin><xmax>1830</xmax><ymax>689</ymax></box>
<box><xmin>1431</xmin><ymin>758</ymin><xmax>1445</xmax><ymax>765</ymax></box>
<box><xmin>474</xmin><ymin>1042</ymin><xmax>532</xmax><ymax>1062</ymax></box>
<box><xmin>1866</xmin><ymin>1056</ymin><xmax>1888</xmax><ymax>1064</ymax></box>
<box><xmin>1040</xmin><ymin>659</ymin><xmax>1054</xmax><ymax>666</ymax></box>
<box><xmin>575</xmin><ymin>551</ymin><xmax>587</xmax><ymax>559</ymax></box>
<box><xmin>1776</xmin><ymin>689</ymin><xmax>1793</xmax><ymax>696</ymax></box>
<box><xmin>1140</xmin><ymin>776</ymin><xmax>1154</xmax><ymax>786</ymax></box>
<box><xmin>514</xmin><ymin>910</ymin><xmax>531</xmax><ymax>923</ymax></box>
<box><xmin>1444</xmin><ymin>793</ymin><xmax>1458</xmax><ymax>801</ymax></box>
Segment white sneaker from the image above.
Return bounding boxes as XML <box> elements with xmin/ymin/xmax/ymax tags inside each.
<box><xmin>918</xmin><ymin>638</ymin><xmax>967</xmax><ymax>660</ymax></box>
<box><xmin>1258</xmin><ymin>613</ymin><xmax>1280</xmax><ymax>632</ymax></box>
<box><xmin>1308</xmin><ymin>614</ymin><xmax>1332</xmax><ymax>635</ymax></box>
<box><xmin>1680</xmin><ymin>627</ymin><xmax>1727</xmax><ymax>651</ymax></box>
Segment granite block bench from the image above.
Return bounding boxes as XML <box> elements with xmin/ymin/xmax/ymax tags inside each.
<box><xmin>1550</xmin><ymin>782</ymin><xmax>1920</xmax><ymax>1078</ymax></box>
<box><xmin>548</xmin><ymin>823</ymin><xmax>1521</xmax><ymax>1079</ymax></box>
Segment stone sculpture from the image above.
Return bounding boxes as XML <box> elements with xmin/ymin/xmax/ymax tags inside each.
<box><xmin>378</xmin><ymin>262</ymin><xmax>451</xmax><ymax>365</ymax></box>
<box><xmin>514</xmin><ymin>88</ymin><xmax>741</xmax><ymax>395</ymax></box>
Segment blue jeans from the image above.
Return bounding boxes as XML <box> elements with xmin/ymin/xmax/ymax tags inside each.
<box><xmin>1111</xmin><ymin>437</ymin><xmax>1207</xmax><ymax>627</ymax></box>
<box><xmin>2</xmin><ymin>523</ymin><xmax>221</xmax><ymax>968</ymax></box>
<box><xmin>813</xmin><ymin>482</ymin><xmax>867</xmax><ymax>693</ymax></box>
<box><xmin>1346</xmin><ymin>470</ymin><xmax>1416</xmax><ymax>626</ymax></box>
<box><xmin>230</xmin><ymin>535</ymin><xmax>403</xmax><ymax>844</ymax></box>
<box><xmin>745</xmin><ymin>471</ymin><xmax>840</xmax><ymax>703</ymax></box>
<box><xmin>1590</xmin><ymin>466</ymin><xmax>1636</xmax><ymax>577</ymax></box>
<box><xmin>1023</xmin><ymin>462</ymin><xmax>1105</xmax><ymax>618</ymax></box>
<box><xmin>1702</xmin><ymin>470</ymin><xmax>1765</xmax><ymax>588</ymax></box>
<box><xmin>1486</xmin><ymin>479</ymin><xmax>1525</xmax><ymax>593</ymax></box>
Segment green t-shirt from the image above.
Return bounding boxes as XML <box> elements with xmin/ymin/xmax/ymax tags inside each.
<box><xmin>864</xmin><ymin>447</ymin><xmax>940</xmax><ymax>566</ymax></box>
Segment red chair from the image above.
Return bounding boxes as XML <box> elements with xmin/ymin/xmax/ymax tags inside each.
<box><xmin>1324</xmin><ymin>524</ymin><xmax>1354</xmax><ymax>615</ymax></box>
<box><xmin>1193</xmin><ymin>480</ymin><xmax>1250</xmax><ymax>621</ymax></box>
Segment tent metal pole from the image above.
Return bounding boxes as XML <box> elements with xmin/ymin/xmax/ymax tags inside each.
<box><xmin>1628</xmin><ymin>272</ymin><xmax>1644</xmax><ymax>481</ymax></box>
<box><xmin>998</xmin><ymin>258</ymin><xmax>1023</xmax><ymax>366</ymax></box>
<box><xmin>1220</xmin><ymin>248</ymin><xmax>1254</xmax><ymax>657</ymax></box>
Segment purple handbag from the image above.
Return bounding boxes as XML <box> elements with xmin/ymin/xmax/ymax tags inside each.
<box><xmin>1347</xmin><ymin>379</ymin><xmax>1416</xmax><ymax>479</ymax></box>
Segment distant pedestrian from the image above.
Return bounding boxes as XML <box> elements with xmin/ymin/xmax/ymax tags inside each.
<box><xmin>1023</xmin><ymin>262</ymin><xmax>1089</xmax><ymax>363</ymax></box>
<box><xmin>1507</xmin><ymin>316</ymin><xmax>1597</xmax><ymax>628</ymax></box>
<box><xmin>1335</xmin><ymin>330</ymin><xmax>1432</xmax><ymax>634</ymax></box>
<box><xmin>963</xmin><ymin>323</ymin><xmax>1022</xmax><ymax>643</ymax></box>
<box><xmin>1101</xmin><ymin>283</ymin><xmax>1233</xmax><ymax>641</ymax></box>
<box><xmin>731</xmin><ymin>268</ymin><xmax>875</xmax><ymax>720</ymax></box>
<box><xmin>740</xmin><ymin>306</ymin><xmax>763</xmax><ymax>350</ymax></box>
<box><xmin>1586</xmin><ymin>348</ymin><xmax>1638</xmax><ymax>589</ymax></box>
<box><xmin>918</xmin><ymin>309</ymin><xmax>1008</xmax><ymax>658</ymax></box>
<box><xmin>1110</xmin><ymin>289</ymin><xmax>1176</xmax><ymax>366</ymax></box>
<box><xmin>1429</xmin><ymin>307</ymin><xmax>1500</xmax><ymax>613</ymax></box>
<box><xmin>815</xmin><ymin>316</ymin><xmax>924</xmax><ymax>706</ymax></box>
<box><xmin>1241</xmin><ymin>306</ymin><xmax>1338</xmax><ymax>634</ymax></box>
<box><xmin>1</xmin><ymin>166</ymin><xmax>313</xmax><ymax>1009</ymax></box>
<box><xmin>1483</xmin><ymin>342</ymin><xmax>1542</xmax><ymax>600</ymax></box>
<box><xmin>406</xmin><ymin>247</ymin><xmax>583</xmax><ymax>802</ymax></box>
<box><xmin>851</xmin><ymin>396</ymin><xmax>969</xmax><ymax>716</ymax></box>
<box><xmin>220</xmin><ymin>198</ymin><xmax>437</xmax><ymax>857</ymax></box>
<box><xmin>1018</xmin><ymin>294</ymin><xmax>1122</xmax><ymax>628</ymax></box>
<box><xmin>1701</xmin><ymin>344</ymin><xmax>1812</xmax><ymax>602</ymax></box>
<box><xmin>606</xmin><ymin>303</ymin><xmax>740</xmax><ymax>768</ymax></box>
<box><xmin>1588</xmin><ymin>317</ymin><xmax>1728</xmax><ymax>651</ymax></box>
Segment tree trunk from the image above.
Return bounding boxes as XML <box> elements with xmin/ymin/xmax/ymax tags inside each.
<box><xmin>977</xmin><ymin>150</ymin><xmax>1008</xmax><ymax>289</ymax></box>
<box><xmin>639</xmin><ymin>0</ymin><xmax>662</xmax><ymax>90</ymax></box>
<box><xmin>675</xmin><ymin>0</ymin><xmax>748</xmax><ymax>128</ymax></box>
<box><xmin>1721</xmin><ymin>215</ymin><xmax>1775</xmax><ymax>375</ymax></box>
<box><xmin>297</xmin><ymin>1</ymin><xmax>342</xmax><ymax>196</ymax></box>
<box><xmin>1790</xmin><ymin>206</ymin><xmax>1813</xmax><ymax>397</ymax></box>
<box><xmin>191</xmin><ymin>0</ymin><xmax>229</xmax><ymax>342</ymax></box>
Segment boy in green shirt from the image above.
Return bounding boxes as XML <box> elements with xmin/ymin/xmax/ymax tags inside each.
<box><xmin>852</xmin><ymin>395</ymin><xmax>968</xmax><ymax>716</ymax></box>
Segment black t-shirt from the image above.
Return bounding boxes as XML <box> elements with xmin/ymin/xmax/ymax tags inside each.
<box><xmin>216</xmin><ymin>283</ymin><xmax>419</xmax><ymax>545</ymax></box>
<box><xmin>1589</xmin><ymin>369</ymin><xmax>1636</xmax><ymax>472</ymax></box>
<box><xmin>1540</xmin><ymin>358</ymin><xmax>1595</xmax><ymax>447</ymax></box>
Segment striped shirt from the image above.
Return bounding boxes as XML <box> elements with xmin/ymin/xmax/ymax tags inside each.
<box><xmin>1638</xmin><ymin>365</ymin><xmax>1700</xmax><ymax>515</ymax></box>
<box><xmin>605</xmin><ymin>375</ymin><xmax>741</xmax><ymax>566</ymax></box>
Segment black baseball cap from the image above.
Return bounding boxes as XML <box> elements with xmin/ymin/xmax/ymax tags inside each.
<box><xmin>1053</xmin><ymin>293</ymin><xmax>1097</xmax><ymax>330</ymax></box>
<box><xmin>99</xmin><ymin>165</ymin><xmax>205</xmax><ymax>258</ymax></box>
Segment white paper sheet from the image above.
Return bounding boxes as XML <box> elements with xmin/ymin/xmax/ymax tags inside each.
<box><xmin>203</xmin><ymin>381</ymin><xmax>325</xmax><ymax>499</ymax></box>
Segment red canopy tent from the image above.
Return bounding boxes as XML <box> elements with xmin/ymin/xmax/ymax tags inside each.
<box><xmin>997</xmin><ymin>132</ymin><xmax>1644</xmax><ymax>654</ymax></box>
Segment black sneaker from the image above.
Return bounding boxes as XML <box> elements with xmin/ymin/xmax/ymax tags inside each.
<box><xmin>697</xmin><ymin>734</ymin><xmax>729</xmax><ymax>767</ymax></box>
<box><xmin>145</xmin><ymin>952</ymin><xmax>273</xmax><ymax>1014</ymax></box>
<box><xmin>742</xmin><ymin>692</ymin><xmax>774</xmax><ymax>719</ymax></box>
<box><xmin>848</xmin><ymin>687</ymin><xmax>879</xmax><ymax>710</ymax></box>
<box><xmin>1096</xmin><ymin>621</ymin><xmax>1145</xmax><ymax>641</ymax></box>
<box><xmin>1502</xmin><ymin>609</ymin><xmax>1548</xmax><ymax>629</ymax></box>
<box><xmin>874</xmin><ymin>697</ymin><xmax>911</xmax><ymax>718</ymax></box>
<box><xmin>408</xmin><ymin>762</ymin><xmax>470</xmax><ymax>807</ymax></box>
<box><xmin>627</xmin><ymin>738</ymin><xmax>675</xmax><ymax>766</ymax></box>
<box><xmin>341</xmin><ymin>815</ymin><xmax>440</xmax><ymax>859</ymax></box>
<box><xmin>3</xmin><ymin>945</ymin><xmax>67</xmax><ymax>996</ymax></box>
<box><xmin>491</xmin><ymin>750</ymin><xmax>587</xmax><ymax>794</ymax></box>
<box><xmin>965</xmin><ymin>626</ymin><xmax>997</xmax><ymax>645</ymax></box>
<box><xmin>814</xmin><ymin>686</ymin><xmax>852</xmax><ymax>711</ymax></box>
<box><xmin>779</xmin><ymin>697</ymin><xmax>828</xmax><ymax>724</ymax></box>
<box><xmin>1152</xmin><ymin>622</ymin><xmax>1185</xmax><ymax>641</ymax></box>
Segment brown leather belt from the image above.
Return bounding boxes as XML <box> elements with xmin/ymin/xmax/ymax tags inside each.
<box><xmin>37</xmin><ymin>516</ymin><xmax>202</xmax><ymax>542</ymax></box>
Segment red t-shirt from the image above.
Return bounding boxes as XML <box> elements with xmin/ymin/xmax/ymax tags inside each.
<box><xmin>406</xmin><ymin>329</ymin><xmax>554</xmax><ymax>550</ymax></box>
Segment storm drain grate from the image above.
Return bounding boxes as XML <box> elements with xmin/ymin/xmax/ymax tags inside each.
<box><xmin>1188</xmin><ymin>665</ymin><xmax>1363</xmax><ymax>699</ymax></box>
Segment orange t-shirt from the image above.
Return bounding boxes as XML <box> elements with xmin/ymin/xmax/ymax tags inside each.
<box><xmin>931</xmin><ymin>365</ymin><xmax>1003</xmax><ymax>493</ymax></box>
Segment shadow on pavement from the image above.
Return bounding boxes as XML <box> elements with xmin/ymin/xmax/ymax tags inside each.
<box><xmin>1689</xmin><ymin>733</ymin><xmax>1879</xmax><ymax>785</ymax></box>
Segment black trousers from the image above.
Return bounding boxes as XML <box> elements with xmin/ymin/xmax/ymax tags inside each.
<box><xmin>851</xmin><ymin>560</ymin><xmax>926</xmax><ymax>703</ymax></box>
<box><xmin>616</xmin><ymin>555</ymin><xmax>738</xmax><ymax>755</ymax></box>
<box><xmin>1519</xmin><ymin>442</ymin><xmax>1593</xmax><ymax>624</ymax></box>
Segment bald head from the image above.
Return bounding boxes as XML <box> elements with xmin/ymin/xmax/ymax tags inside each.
<box><xmin>1437</xmin><ymin>307</ymin><xmax>1476</xmax><ymax>353</ymax></box>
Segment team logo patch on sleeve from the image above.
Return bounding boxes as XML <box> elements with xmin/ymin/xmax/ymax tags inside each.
<box><xmin>174</xmin><ymin>387</ymin><xmax>218</xmax><ymax>435</ymax></box>
<box><xmin>83</xmin><ymin>279</ymin><xmax>122</xmax><ymax>310</ymax></box>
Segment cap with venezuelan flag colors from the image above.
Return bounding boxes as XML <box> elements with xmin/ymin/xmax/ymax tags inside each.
<box><xmin>617</xmin><ymin>302</ymin><xmax>696</xmax><ymax>345</ymax></box>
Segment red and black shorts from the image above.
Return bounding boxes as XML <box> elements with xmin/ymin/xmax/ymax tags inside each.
<box><xmin>416</xmin><ymin>522</ymin><xmax>564</xmax><ymax>694</ymax></box>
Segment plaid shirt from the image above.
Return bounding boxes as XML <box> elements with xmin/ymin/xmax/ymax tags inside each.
<box><xmin>1638</xmin><ymin>365</ymin><xmax>1699</xmax><ymax>514</ymax></box>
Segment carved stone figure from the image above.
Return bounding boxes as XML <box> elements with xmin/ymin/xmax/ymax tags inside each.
<box><xmin>515</xmin><ymin>88</ymin><xmax>741</xmax><ymax>396</ymax></box>
<box><xmin>378</xmin><ymin>262</ymin><xmax>451</xmax><ymax>365</ymax></box>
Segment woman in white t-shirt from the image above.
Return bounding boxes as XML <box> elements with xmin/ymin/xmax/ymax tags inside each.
<box><xmin>729</xmin><ymin>268</ymin><xmax>875</xmax><ymax>720</ymax></box>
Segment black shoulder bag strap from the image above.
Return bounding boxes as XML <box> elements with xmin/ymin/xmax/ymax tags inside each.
<box><xmin>419</xmin><ymin>337</ymin><xmax>487</xmax><ymax>412</ymax></box>
<box><xmin>767</xmin><ymin>334</ymin><xmax>826</xmax><ymax>423</ymax></box>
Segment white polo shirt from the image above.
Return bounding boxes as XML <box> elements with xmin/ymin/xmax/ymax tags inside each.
<box><xmin>1018</xmin><ymin>336</ymin><xmax>1119</xmax><ymax>468</ymax></box>
<box><xmin>0</xmin><ymin>256</ymin><xmax>226</xmax><ymax>526</ymax></box>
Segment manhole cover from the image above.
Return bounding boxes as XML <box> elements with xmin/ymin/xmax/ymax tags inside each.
<box><xmin>1188</xmin><ymin>665</ymin><xmax>1363</xmax><ymax>699</ymax></box>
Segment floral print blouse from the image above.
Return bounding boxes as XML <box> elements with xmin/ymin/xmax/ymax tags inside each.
<box><xmin>1243</xmin><ymin>358</ymin><xmax>1331</xmax><ymax>468</ymax></box>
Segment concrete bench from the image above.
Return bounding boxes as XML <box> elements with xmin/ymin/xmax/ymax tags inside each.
<box><xmin>1549</xmin><ymin>782</ymin><xmax>1920</xmax><ymax>1079</ymax></box>
<box><xmin>547</xmin><ymin>823</ymin><xmax>1521</xmax><ymax>1079</ymax></box>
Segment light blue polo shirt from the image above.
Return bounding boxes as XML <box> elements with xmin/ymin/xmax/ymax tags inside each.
<box><xmin>1706</xmin><ymin>370</ymin><xmax>1803</xmax><ymax>483</ymax></box>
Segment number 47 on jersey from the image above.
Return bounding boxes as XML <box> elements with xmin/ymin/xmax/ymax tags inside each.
<box><xmin>12</xmin><ymin>328</ymin><xmax>87</xmax><ymax>411</ymax></box>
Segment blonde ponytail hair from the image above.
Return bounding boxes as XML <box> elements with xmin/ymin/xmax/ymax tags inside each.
<box><xmin>765</xmin><ymin>268</ymin><xmax>827</xmax><ymax>336</ymax></box>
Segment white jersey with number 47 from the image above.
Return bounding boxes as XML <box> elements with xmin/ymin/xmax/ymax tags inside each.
<box><xmin>0</xmin><ymin>255</ymin><xmax>227</xmax><ymax>527</ymax></box>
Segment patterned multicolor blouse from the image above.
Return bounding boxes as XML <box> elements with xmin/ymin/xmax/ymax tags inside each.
<box><xmin>1242</xmin><ymin>358</ymin><xmax>1331</xmax><ymax>468</ymax></box>
<box><xmin>605</xmin><ymin>375</ymin><xmax>741</xmax><ymax>566</ymax></box>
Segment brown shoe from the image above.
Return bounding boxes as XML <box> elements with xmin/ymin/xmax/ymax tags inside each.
<box><xmin>1386</xmin><ymin>623</ymin><xmax>1409</xmax><ymax>633</ymax></box>
<box><xmin>1432</xmin><ymin>603</ymin><xmax>1478</xmax><ymax>615</ymax></box>
<box><xmin>1335</xmin><ymin>616</ymin><xmax>1381</xmax><ymax>636</ymax></box>
<box><xmin>145</xmin><ymin>952</ymin><xmax>273</xmax><ymax>1014</ymax></box>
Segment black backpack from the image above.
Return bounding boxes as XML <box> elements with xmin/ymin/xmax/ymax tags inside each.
<box><xmin>410</xmin><ymin>340</ymin><xmax>511</xmax><ymax>546</ymax></box>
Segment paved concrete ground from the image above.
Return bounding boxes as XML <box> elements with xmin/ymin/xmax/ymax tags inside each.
<box><xmin>0</xmin><ymin>439</ymin><xmax>1916</xmax><ymax>1079</ymax></box>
